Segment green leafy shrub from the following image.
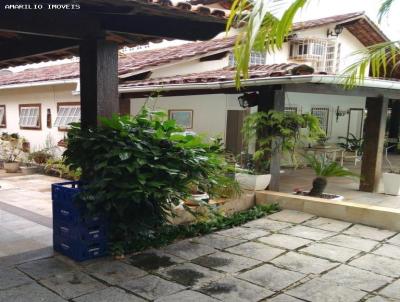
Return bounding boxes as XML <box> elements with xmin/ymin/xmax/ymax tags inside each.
<box><xmin>117</xmin><ymin>204</ymin><xmax>279</xmax><ymax>254</ymax></box>
<box><xmin>337</xmin><ymin>133</ymin><xmax>363</xmax><ymax>152</ymax></box>
<box><xmin>64</xmin><ymin>108</ymin><xmax>235</xmax><ymax>252</ymax></box>
<box><xmin>44</xmin><ymin>159</ymin><xmax>81</xmax><ymax>180</ymax></box>
<box><xmin>29</xmin><ymin>150</ymin><xmax>53</xmax><ymax>164</ymax></box>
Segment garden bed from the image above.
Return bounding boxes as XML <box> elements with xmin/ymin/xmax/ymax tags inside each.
<box><xmin>170</xmin><ymin>191</ymin><xmax>256</xmax><ymax>225</ymax></box>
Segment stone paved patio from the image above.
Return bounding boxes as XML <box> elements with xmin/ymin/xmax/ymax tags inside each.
<box><xmin>2</xmin><ymin>209</ymin><xmax>400</xmax><ymax>301</ymax></box>
<box><xmin>0</xmin><ymin>174</ymin><xmax>56</xmax><ymax>260</ymax></box>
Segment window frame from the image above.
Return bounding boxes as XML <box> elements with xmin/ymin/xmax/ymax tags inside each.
<box><xmin>55</xmin><ymin>102</ymin><xmax>81</xmax><ymax>131</ymax></box>
<box><xmin>19</xmin><ymin>103</ymin><xmax>41</xmax><ymax>130</ymax></box>
<box><xmin>0</xmin><ymin>105</ymin><xmax>6</xmax><ymax>128</ymax></box>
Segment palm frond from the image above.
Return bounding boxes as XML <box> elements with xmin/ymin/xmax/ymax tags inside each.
<box><xmin>341</xmin><ymin>41</ymin><xmax>400</xmax><ymax>88</ymax></box>
<box><xmin>227</xmin><ymin>0</ymin><xmax>308</xmax><ymax>88</ymax></box>
<box><xmin>303</xmin><ymin>154</ymin><xmax>359</xmax><ymax>178</ymax></box>
<box><xmin>378</xmin><ymin>0</ymin><xmax>396</xmax><ymax>23</ymax></box>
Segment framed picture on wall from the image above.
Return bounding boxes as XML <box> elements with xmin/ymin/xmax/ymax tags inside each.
<box><xmin>168</xmin><ymin>109</ymin><xmax>193</xmax><ymax>129</ymax></box>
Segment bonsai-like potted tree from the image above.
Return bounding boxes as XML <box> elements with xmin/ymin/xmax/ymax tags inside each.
<box><xmin>1</xmin><ymin>138</ymin><xmax>22</xmax><ymax>173</ymax></box>
<box><xmin>298</xmin><ymin>154</ymin><xmax>359</xmax><ymax>200</ymax></box>
<box><xmin>237</xmin><ymin>110</ymin><xmax>323</xmax><ymax>190</ymax></box>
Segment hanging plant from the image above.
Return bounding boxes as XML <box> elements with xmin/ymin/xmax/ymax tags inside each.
<box><xmin>241</xmin><ymin>110</ymin><xmax>324</xmax><ymax>174</ymax></box>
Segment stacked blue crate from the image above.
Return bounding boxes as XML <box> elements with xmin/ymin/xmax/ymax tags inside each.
<box><xmin>52</xmin><ymin>181</ymin><xmax>108</xmax><ymax>261</ymax></box>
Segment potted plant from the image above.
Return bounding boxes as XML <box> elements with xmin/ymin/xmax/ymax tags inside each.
<box><xmin>237</xmin><ymin>110</ymin><xmax>323</xmax><ymax>191</ymax></box>
<box><xmin>296</xmin><ymin>154</ymin><xmax>359</xmax><ymax>200</ymax></box>
<box><xmin>382</xmin><ymin>170</ymin><xmax>400</xmax><ymax>196</ymax></box>
<box><xmin>235</xmin><ymin>152</ymin><xmax>271</xmax><ymax>190</ymax></box>
<box><xmin>382</xmin><ymin>152</ymin><xmax>400</xmax><ymax>195</ymax></box>
<box><xmin>1</xmin><ymin>138</ymin><xmax>22</xmax><ymax>173</ymax></box>
<box><xmin>29</xmin><ymin>150</ymin><xmax>53</xmax><ymax>164</ymax></box>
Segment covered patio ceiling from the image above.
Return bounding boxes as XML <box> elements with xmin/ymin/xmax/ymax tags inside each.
<box><xmin>0</xmin><ymin>0</ymin><xmax>227</xmax><ymax>68</ymax></box>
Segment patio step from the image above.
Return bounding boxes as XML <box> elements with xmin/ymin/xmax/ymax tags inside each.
<box><xmin>256</xmin><ymin>191</ymin><xmax>400</xmax><ymax>232</ymax></box>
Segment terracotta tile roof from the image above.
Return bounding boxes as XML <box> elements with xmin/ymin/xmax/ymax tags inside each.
<box><xmin>118</xmin><ymin>36</ymin><xmax>235</xmax><ymax>76</ymax></box>
<box><xmin>0</xmin><ymin>63</ymin><xmax>79</xmax><ymax>86</ymax></box>
<box><xmin>0</xmin><ymin>36</ymin><xmax>236</xmax><ymax>86</ymax></box>
<box><xmin>120</xmin><ymin>63</ymin><xmax>316</xmax><ymax>88</ymax></box>
<box><xmin>292</xmin><ymin>12</ymin><xmax>365</xmax><ymax>30</ymax></box>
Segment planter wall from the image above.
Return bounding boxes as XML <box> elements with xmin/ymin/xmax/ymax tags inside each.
<box><xmin>256</xmin><ymin>190</ymin><xmax>400</xmax><ymax>232</ymax></box>
<box><xmin>383</xmin><ymin>172</ymin><xmax>400</xmax><ymax>196</ymax></box>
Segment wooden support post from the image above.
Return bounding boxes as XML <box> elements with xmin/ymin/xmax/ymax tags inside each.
<box><xmin>359</xmin><ymin>96</ymin><xmax>388</xmax><ymax>192</ymax></box>
<box><xmin>258</xmin><ymin>86</ymin><xmax>285</xmax><ymax>191</ymax></box>
<box><xmin>79</xmin><ymin>38</ymin><xmax>119</xmax><ymax>128</ymax></box>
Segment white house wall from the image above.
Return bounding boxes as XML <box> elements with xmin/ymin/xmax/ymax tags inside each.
<box><xmin>0</xmin><ymin>83</ymin><xmax>79</xmax><ymax>151</ymax></box>
<box><xmin>286</xmin><ymin>92</ymin><xmax>366</xmax><ymax>142</ymax></box>
<box><xmin>131</xmin><ymin>92</ymin><xmax>366</xmax><ymax>144</ymax></box>
<box><xmin>131</xmin><ymin>94</ymin><xmax>244</xmax><ymax>141</ymax></box>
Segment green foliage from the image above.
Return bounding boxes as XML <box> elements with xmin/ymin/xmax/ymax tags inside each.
<box><xmin>64</xmin><ymin>108</ymin><xmax>236</xmax><ymax>252</ymax></box>
<box><xmin>304</xmin><ymin>154</ymin><xmax>359</xmax><ymax>178</ymax></box>
<box><xmin>242</xmin><ymin>110</ymin><xmax>324</xmax><ymax>173</ymax></box>
<box><xmin>114</xmin><ymin>204</ymin><xmax>279</xmax><ymax>254</ymax></box>
<box><xmin>341</xmin><ymin>41</ymin><xmax>400</xmax><ymax>88</ymax></box>
<box><xmin>44</xmin><ymin>159</ymin><xmax>81</xmax><ymax>180</ymax></box>
<box><xmin>29</xmin><ymin>150</ymin><xmax>53</xmax><ymax>164</ymax></box>
<box><xmin>227</xmin><ymin>0</ymin><xmax>308</xmax><ymax>87</ymax></box>
<box><xmin>337</xmin><ymin>134</ymin><xmax>363</xmax><ymax>152</ymax></box>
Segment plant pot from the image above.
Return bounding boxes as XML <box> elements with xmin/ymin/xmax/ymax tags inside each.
<box><xmin>383</xmin><ymin>172</ymin><xmax>400</xmax><ymax>196</ymax></box>
<box><xmin>4</xmin><ymin>162</ymin><xmax>20</xmax><ymax>173</ymax></box>
<box><xmin>184</xmin><ymin>192</ymin><xmax>210</xmax><ymax>206</ymax></box>
<box><xmin>235</xmin><ymin>173</ymin><xmax>271</xmax><ymax>191</ymax></box>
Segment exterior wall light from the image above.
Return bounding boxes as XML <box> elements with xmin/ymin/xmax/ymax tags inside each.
<box><xmin>327</xmin><ymin>25</ymin><xmax>344</xmax><ymax>38</ymax></box>
<box><xmin>238</xmin><ymin>92</ymin><xmax>259</xmax><ymax>108</ymax></box>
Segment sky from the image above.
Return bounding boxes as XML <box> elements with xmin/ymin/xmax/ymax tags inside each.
<box><xmin>293</xmin><ymin>0</ymin><xmax>400</xmax><ymax>40</ymax></box>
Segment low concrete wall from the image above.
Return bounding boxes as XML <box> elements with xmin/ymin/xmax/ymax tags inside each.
<box><xmin>256</xmin><ymin>191</ymin><xmax>400</xmax><ymax>232</ymax></box>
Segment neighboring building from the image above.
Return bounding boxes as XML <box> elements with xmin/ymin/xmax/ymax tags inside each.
<box><xmin>0</xmin><ymin>12</ymin><xmax>394</xmax><ymax>151</ymax></box>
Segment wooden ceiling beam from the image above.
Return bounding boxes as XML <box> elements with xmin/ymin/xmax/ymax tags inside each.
<box><xmin>100</xmin><ymin>13</ymin><xmax>225</xmax><ymax>41</ymax></box>
<box><xmin>0</xmin><ymin>35</ymin><xmax>78</xmax><ymax>64</ymax></box>
<box><xmin>0</xmin><ymin>12</ymin><xmax>101</xmax><ymax>40</ymax></box>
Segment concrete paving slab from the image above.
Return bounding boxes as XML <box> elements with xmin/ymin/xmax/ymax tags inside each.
<box><xmin>300</xmin><ymin>243</ymin><xmax>361</xmax><ymax>262</ymax></box>
<box><xmin>258</xmin><ymin>234</ymin><xmax>312</xmax><ymax>250</ymax></box>
<box><xmin>225</xmin><ymin>241</ymin><xmax>285</xmax><ymax>262</ymax></box>
<box><xmin>303</xmin><ymin>217</ymin><xmax>352</xmax><ymax>232</ymax></box>
<box><xmin>73</xmin><ymin>287</ymin><xmax>146</xmax><ymax>302</ymax></box>
<box><xmin>349</xmin><ymin>254</ymin><xmax>400</xmax><ymax>278</ymax></box>
<box><xmin>238</xmin><ymin>263</ymin><xmax>305</xmax><ymax>291</ymax></box>
<box><xmin>280</xmin><ymin>225</ymin><xmax>336</xmax><ymax>240</ymax></box>
<box><xmin>344</xmin><ymin>224</ymin><xmax>396</xmax><ymax>241</ymax></box>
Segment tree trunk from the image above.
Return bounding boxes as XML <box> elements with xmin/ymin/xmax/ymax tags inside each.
<box><xmin>309</xmin><ymin>176</ymin><xmax>327</xmax><ymax>197</ymax></box>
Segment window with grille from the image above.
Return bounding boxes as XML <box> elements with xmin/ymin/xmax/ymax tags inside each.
<box><xmin>285</xmin><ymin>106</ymin><xmax>299</xmax><ymax>114</ymax></box>
<box><xmin>229</xmin><ymin>51</ymin><xmax>266</xmax><ymax>67</ymax></box>
<box><xmin>0</xmin><ymin>105</ymin><xmax>5</xmax><ymax>127</ymax></box>
<box><xmin>289</xmin><ymin>38</ymin><xmax>340</xmax><ymax>74</ymax></box>
<box><xmin>54</xmin><ymin>103</ymin><xmax>80</xmax><ymax>129</ymax></box>
<box><xmin>311</xmin><ymin>107</ymin><xmax>330</xmax><ymax>134</ymax></box>
<box><xmin>19</xmin><ymin>104</ymin><xmax>41</xmax><ymax>129</ymax></box>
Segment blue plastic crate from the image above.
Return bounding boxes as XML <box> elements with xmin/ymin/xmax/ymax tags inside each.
<box><xmin>53</xmin><ymin>235</ymin><xmax>107</xmax><ymax>262</ymax></box>
<box><xmin>52</xmin><ymin>181</ymin><xmax>108</xmax><ymax>261</ymax></box>
<box><xmin>52</xmin><ymin>182</ymin><xmax>105</xmax><ymax>225</ymax></box>
<box><xmin>53</xmin><ymin>222</ymin><xmax>107</xmax><ymax>242</ymax></box>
